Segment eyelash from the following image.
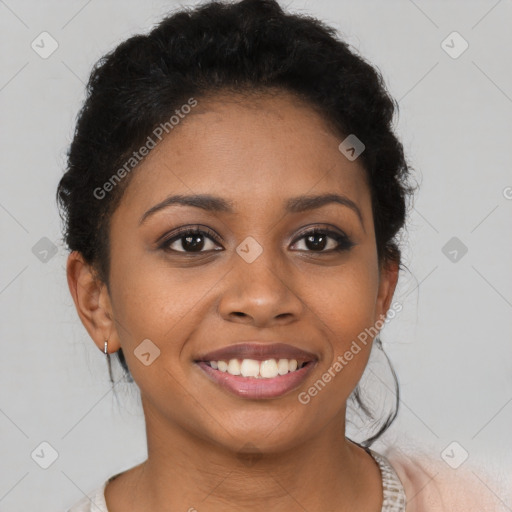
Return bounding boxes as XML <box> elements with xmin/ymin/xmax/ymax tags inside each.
<box><xmin>158</xmin><ymin>225</ymin><xmax>355</xmax><ymax>254</ymax></box>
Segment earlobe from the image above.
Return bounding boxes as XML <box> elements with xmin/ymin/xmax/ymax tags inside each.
<box><xmin>66</xmin><ymin>251</ymin><xmax>120</xmax><ymax>353</ymax></box>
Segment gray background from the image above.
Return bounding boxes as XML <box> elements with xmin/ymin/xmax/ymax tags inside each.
<box><xmin>0</xmin><ymin>0</ymin><xmax>511</xmax><ymax>510</ymax></box>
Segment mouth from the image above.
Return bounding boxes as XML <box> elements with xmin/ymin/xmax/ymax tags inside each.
<box><xmin>204</xmin><ymin>358</ymin><xmax>309</xmax><ymax>377</ymax></box>
<box><xmin>194</xmin><ymin>342</ymin><xmax>318</xmax><ymax>399</ymax></box>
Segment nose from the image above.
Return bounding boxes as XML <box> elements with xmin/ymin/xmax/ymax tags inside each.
<box><xmin>217</xmin><ymin>248</ymin><xmax>304</xmax><ymax>328</ymax></box>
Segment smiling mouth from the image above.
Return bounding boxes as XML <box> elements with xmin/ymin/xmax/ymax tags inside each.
<box><xmin>204</xmin><ymin>358</ymin><xmax>308</xmax><ymax>378</ymax></box>
<box><xmin>194</xmin><ymin>342</ymin><xmax>318</xmax><ymax>399</ymax></box>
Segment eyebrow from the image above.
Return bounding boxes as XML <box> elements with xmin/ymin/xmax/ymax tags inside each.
<box><xmin>139</xmin><ymin>192</ymin><xmax>364</xmax><ymax>228</ymax></box>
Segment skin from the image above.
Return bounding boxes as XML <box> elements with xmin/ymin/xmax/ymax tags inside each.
<box><xmin>67</xmin><ymin>90</ymin><xmax>399</xmax><ymax>511</ymax></box>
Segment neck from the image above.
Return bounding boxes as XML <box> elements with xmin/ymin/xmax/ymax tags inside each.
<box><xmin>119</xmin><ymin>399</ymin><xmax>382</xmax><ymax>512</ymax></box>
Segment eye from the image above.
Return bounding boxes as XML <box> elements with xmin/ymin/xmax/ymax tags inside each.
<box><xmin>291</xmin><ymin>227</ymin><xmax>355</xmax><ymax>253</ymax></box>
<box><xmin>160</xmin><ymin>226</ymin><xmax>223</xmax><ymax>253</ymax></box>
<box><xmin>159</xmin><ymin>225</ymin><xmax>354</xmax><ymax>255</ymax></box>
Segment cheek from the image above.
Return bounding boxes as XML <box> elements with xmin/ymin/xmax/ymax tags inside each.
<box><xmin>107</xmin><ymin>251</ymin><xmax>223</xmax><ymax>366</ymax></box>
<box><xmin>110</xmin><ymin>267</ymin><xmax>203</xmax><ymax>339</ymax></box>
<box><xmin>301</xmin><ymin>256</ymin><xmax>380</xmax><ymax>384</ymax></box>
<box><xmin>307</xmin><ymin>256</ymin><xmax>379</xmax><ymax>339</ymax></box>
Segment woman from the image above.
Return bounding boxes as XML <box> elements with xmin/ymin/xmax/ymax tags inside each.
<box><xmin>59</xmin><ymin>0</ymin><xmax>497</xmax><ymax>510</ymax></box>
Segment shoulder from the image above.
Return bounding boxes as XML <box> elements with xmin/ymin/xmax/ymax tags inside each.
<box><xmin>66</xmin><ymin>480</ymin><xmax>109</xmax><ymax>512</ymax></box>
<box><xmin>380</xmin><ymin>441</ymin><xmax>510</xmax><ymax>512</ymax></box>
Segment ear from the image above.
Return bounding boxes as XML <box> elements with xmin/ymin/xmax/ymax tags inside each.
<box><xmin>66</xmin><ymin>251</ymin><xmax>121</xmax><ymax>354</ymax></box>
<box><xmin>374</xmin><ymin>258</ymin><xmax>400</xmax><ymax>326</ymax></box>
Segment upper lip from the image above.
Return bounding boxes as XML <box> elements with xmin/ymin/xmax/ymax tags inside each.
<box><xmin>196</xmin><ymin>342</ymin><xmax>318</xmax><ymax>363</ymax></box>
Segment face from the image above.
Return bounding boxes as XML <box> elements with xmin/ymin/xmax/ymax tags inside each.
<box><xmin>73</xmin><ymin>91</ymin><xmax>398</xmax><ymax>454</ymax></box>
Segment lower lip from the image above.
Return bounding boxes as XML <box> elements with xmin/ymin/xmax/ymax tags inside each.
<box><xmin>196</xmin><ymin>361</ymin><xmax>316</xmax><ymax>399</ymax></box>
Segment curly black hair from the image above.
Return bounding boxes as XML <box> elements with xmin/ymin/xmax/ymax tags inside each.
<box><xmin>57</xmin><ymin>0</ymin><xmax>417</xmax><ymax>447</ymax></box>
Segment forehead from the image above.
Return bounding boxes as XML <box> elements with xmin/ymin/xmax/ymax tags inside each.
<box><xmin>118</xmin><ymin>91</ymin><xmax>371</xmax><ymax>216</ymax></box>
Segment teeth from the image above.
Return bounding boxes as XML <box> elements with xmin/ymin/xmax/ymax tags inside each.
<box><xmin>260</xmin><ymin>359</ymin><xmax>279</xmax><ymax>378</ymax></box>
<box><xmin>208</xmin><ymin>358</ymin><xmax>302</xmax><ymax>378</ymax></box>
<box><xmin>240</xmin><ymin>359</ymin><xmax>260</xmax><ymax>377</ymax></box>
<box><xmin>227</xmin><ymin>359</ymin><xmax>241</xmax><ymax>375</ymax></box>
<box><xmin>277</xmin><ymin>358</ymin><xmax>289</xmax><ymax>375</ymax></box>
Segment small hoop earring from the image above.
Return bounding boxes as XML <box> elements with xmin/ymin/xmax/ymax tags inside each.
<box><xmin>103</xmin><ymin>339</ymin><xmax>114</xmax><ymax>383</ymax></box>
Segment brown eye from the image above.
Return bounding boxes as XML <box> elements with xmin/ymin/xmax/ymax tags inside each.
<box><xmin>160</xmin><ymin>227</ymin><xmax>223</xmax><ymax>253</ymax></box>
<box><xmin>291</xmin><ymin>228</ymin><xmax>354</xmax><ymax>253</ymax></box>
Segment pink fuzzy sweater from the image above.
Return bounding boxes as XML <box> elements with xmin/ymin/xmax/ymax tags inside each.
<box><xmin>383</xmin><ymin>444</ymin><xmax>510</xmax><ymax>511</ymax></box>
